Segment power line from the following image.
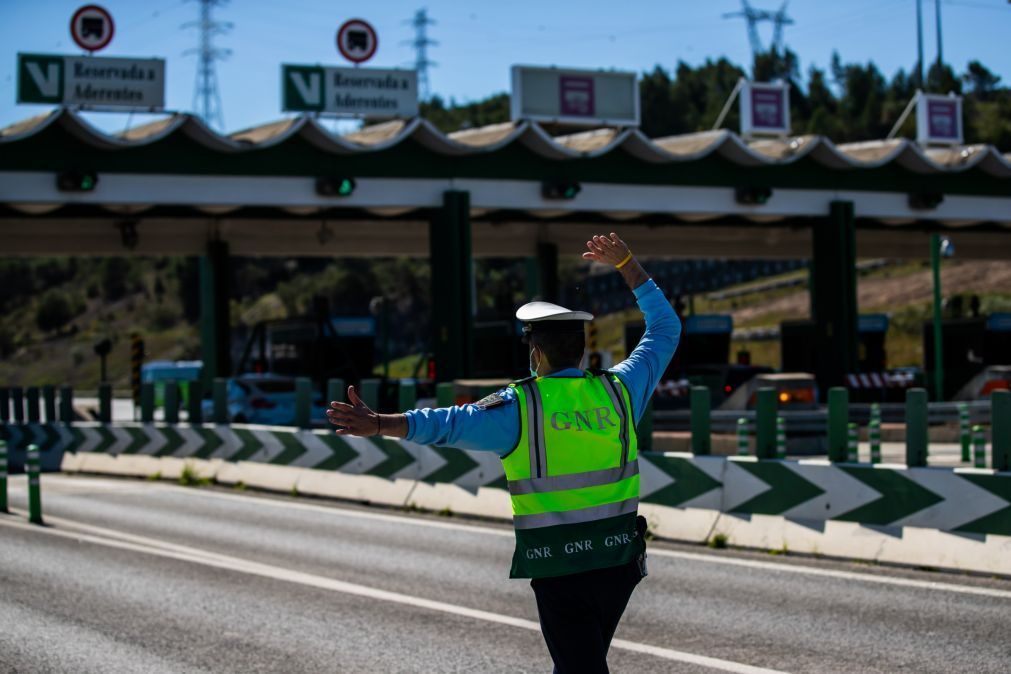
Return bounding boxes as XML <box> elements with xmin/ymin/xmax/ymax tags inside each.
<box><xmin>722</xmin><ymin>0</ymin><xmax>794</xmax><ymax>55</ymax></box>
<box><xmin>403</xmin><ymin>8</ymin><xmax>437</xmax><ymax>101</ymax></box>
<box><xmin>183</xmin><ymin>0</ymin><xmax>232</xmax><ymax>131</ymax></box>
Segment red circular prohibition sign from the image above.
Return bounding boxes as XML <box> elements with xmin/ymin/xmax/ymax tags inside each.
<box><xmin>70</xmin><ymin>4</ymin><xmax>115</xmax><ymax>52</ymax></box>
<box><xmin>336</xmin><ymin>19</ymin><xmax>378</xmax><ymax>64</ymax></box>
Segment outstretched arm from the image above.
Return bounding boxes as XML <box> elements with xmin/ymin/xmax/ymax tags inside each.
<box><xmin>326</xmin><ymin>385</ymin><xmax>408</xmax><ymax>438</ymax></box>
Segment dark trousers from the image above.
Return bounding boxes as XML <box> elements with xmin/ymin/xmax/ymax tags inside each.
<box><xmin>530</xmin><ymin>560</ymin><xmax>643</xmax><ymax>674</ymax></box>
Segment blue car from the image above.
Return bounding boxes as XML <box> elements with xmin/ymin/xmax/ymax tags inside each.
<box><xmin>202</xmin><ymin>374</ymin><xmax>328</xmax><ymax>426</ymax></box>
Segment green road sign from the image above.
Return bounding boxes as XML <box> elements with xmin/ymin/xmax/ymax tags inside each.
<box><xmin>16</xmin><ymin>53</ymin><xmax>165</xmax><ymax>110</ymax></box>
<box><xmin>283</xmin><ymin>64</ymin><xmax>326</xmax><ymax>112</ymax></box>
<box><xmin>281</xmin><ymin>63</ymin><xmax>418</xmax><ymax>118</ymax></box>
<box><xmin>18</xmin><ymin>54</ymin><xmax>64</xmax><ymax>104</ymax></box>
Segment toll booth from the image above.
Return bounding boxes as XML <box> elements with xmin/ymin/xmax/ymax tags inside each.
<box><xmin>782</xmin><ymin>315</ymin><xmax>889</xmax><ymax>374</ymax></box>
<box><xmin>923</xmin><ymin>312</ymin><xmax>1011</xmax><ymax>400</ymax></box>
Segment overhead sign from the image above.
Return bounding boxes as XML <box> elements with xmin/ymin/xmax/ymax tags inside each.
<box><xmin>71</xmin><ymin>5</ymin><xmax>115</xmax><ymax>53</ymax></box>
<box><xmin>916</xmin><ymin>92</ymin><xmax>962</xmax><ymax>145</ymax></box>
<box><xmin>337</xmin><ymin>19</ymin><xmax>378</xmax><ymax>64</ymax></box>
<box><xmin>17</xmin><ymin>53</ymin><xmax>165</xmax><ymax>110</ymax></box>
<box><xmin>740</xmin><ymin>80</ymin><xmax>790</xmax><ymax>136</ymax></box>
<box><xmin>282</xmin><ymin>64</ymin><xmax>417</xmax><ymax>118</ymax></box>
<box><xmin>510</xmin><ymin>65</ymin><xmax>639</xmax><ymax>127</ymax></box>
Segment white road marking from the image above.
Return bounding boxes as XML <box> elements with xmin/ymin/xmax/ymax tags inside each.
<box><xmin>0</xmin><ymin>515</ymin><xmax>785</xmax><ymax>674</ymax></box>
<box><xmin>40</xmin><ymin>476</ymin><xmax>1011</xmax><ymax>601</ymax></box>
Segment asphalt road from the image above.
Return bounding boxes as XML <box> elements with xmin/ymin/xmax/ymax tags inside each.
<box><xmin>2</xmin><ymin>474</ymin><xmax>1010</xmax><ymax>674</ymax></box>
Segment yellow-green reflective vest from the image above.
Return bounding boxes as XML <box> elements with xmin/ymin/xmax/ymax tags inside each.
<box><xmin>502</xmin><ymin>370</ymin><xmax>642</xmax><ymax>579</ymax></box>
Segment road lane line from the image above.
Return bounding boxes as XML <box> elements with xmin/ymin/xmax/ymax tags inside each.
<box><xmin>161</xmin><ymin>486</ymin><xmax>1011</xmax><ymax>600</ymax></box>
<box><xmin>0</xmin><ymin>515</ymin><xmax>786</xmax><ymax>674</ymax></box>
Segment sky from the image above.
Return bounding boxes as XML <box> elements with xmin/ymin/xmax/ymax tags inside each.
<box><xmin>2</xmin><ymin>0</ymin><xmax>1010</xmax><ymax>134</ymax></box>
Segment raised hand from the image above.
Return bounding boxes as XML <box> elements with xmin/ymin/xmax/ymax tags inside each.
<box><xmin>582</xmin><ymin>232</ymin><xmax>631</xmax><ymax>266</ymax></box>
<box><xmin>326</xmin><ymin>385</ymin><xmax>380</xmax><ymax>436</ymax></box>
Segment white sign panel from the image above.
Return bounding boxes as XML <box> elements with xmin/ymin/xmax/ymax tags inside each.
<box><xmin>282</xmin><ymin>64</ymin><xmax>417</xmax><ymax>118</ymax></box>
<box><xmin>17</xmin><ymin>53</ymin><xmax>165</xmax><ymax>110</ymax></box>
<box><xmin>916</xmin><ymin>93</ymin><xmax>963</xmax><ymax>145</ymax></box>
<box><xmin>510</xmin><ymin>65</ymin><xmax>639</xmax><ymax>127</ymax></box>
<box><xmin>739</xmin><ymin>80</ymin><xmax>790</xmax><ymax>136</ymax></box>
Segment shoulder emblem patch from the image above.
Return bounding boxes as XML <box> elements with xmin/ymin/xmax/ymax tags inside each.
<box><xmin>473</xmin><ymin>392</ymin><xmax>506</xmax><ymax>410</ymax></box>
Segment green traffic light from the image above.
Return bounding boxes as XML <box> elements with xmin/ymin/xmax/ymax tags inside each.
<box><xmin>81</xmin><ymin>175</ymin><xmax>96</xmax><ymax>190</ymax></box>
<box><xmin>337</xmin><ymin>179</ymin><xmax>354</xmax><ymax>196</ymax></box>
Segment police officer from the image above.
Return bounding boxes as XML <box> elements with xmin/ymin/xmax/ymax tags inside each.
<box><xmin>327</xmin><ymin>232</ymin><xmax>680</xmax><ymax>673</ymax></box>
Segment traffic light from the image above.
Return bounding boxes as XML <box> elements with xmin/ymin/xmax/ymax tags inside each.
<box><xmin>541</xmin><ymin>179</ymin><xmax>581</xmax><ymax>200</ymax></box>
<box><xmin>315</xmin><ymin>176</ymin><xmax>356</xmax><ymax>197</ymax></box>
<box><xmin>735</xmin><ymin>185</ymin><xmax>773</xmax><ymax>205</ymax></box>
<box><xmin>908</xmin><ymin>192</ymin><xmax>944</xmax><ymax>210</ymax></box>
<box><xmin>56</xmin><ymin>170</ymin><xmax>98</xmax><ymax>192</ymax></box>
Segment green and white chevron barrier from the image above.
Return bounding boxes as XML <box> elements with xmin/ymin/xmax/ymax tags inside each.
<box><xmin>4</xmin><ymin>421</ymin><xmax>1010</xmax><ymax>537</ymax></box>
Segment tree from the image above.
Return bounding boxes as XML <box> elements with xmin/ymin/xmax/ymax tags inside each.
<box><xmin>963</xmin><ymin>61</ymin><xmax>1001</xmax><ymax>101</ymax></box>
<box><xmin>35</xmin><ymin>290</ymin><xmax>76</xmax><ymax>333</ymax></box>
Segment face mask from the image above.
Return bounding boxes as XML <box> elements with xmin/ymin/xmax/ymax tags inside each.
<box><xmin>529</xmin><ymin>348</ymin><xmax>540</xmax><ymax>377</ymax></box>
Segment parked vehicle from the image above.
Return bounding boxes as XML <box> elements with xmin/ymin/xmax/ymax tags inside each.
<box><xmin>719</xmin><ymin>372</ymin><xmax>819</xmax><ymax>411</ymax></box>
<box><xmin>201</xmin><ymin>374</ymin><xmax>328</xmax><ymax>426</ymax></box>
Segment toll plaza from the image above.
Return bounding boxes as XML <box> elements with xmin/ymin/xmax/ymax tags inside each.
<box><xmin>2</xmin><ymin>108</ymin><xmax>1010</xmax><ymax>396</ymax></box>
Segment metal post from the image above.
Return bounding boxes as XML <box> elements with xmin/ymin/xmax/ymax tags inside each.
<box><xmin>98</xmin><ymin>382</ymin><xmax>112</xmax><ymax>423</ymax></box>
<box><xmin>827</xmin><ymin>387</ymin><xmax>849</xmax><ymax>463</ymax></box>
<box><xmin>59</xmin><ymin>386</ymin><xmax>73</xmax><ymax>424</ymax></box>
<box><xmin>213</xmin><ymin>378</ymin><xmax>228</xmax><ymax>424</ymax></box>
<box><xmin>775</xmin><ymin>416</ymin><xmax>786</xmax><ymax>459</ymax></box>
<box><xmin>398</xmin><ymin>379</ymin><xmax>417</xmax><ymax>412</ymax></box>
<box><xmin>359</xmin><ymin>378</ymin><xmax>381</xmax><ymax>411</ymax></box>
<box><xmin>294</xmin><ymin>377</ymin><xmax>312</xmax><ymax>429</ymax></box>
<box><xmin>736</xmin><ymin>418</ymin><xmax>749</xmax><ymax>456</ymax></box>
<box><xmin>0</xmin><ymin>440</ymin><xmax>7</xmax><ymax>514</ymax></box>
<box><xmin>847</xmin><ymin>422</ymin><xmax>859</xmax><ymax>463</ymax></box>
<box><xmin>905</xmin><ymin>388</ymin><xmax>928</xmax><ymax>467</ymax></box>
<box><xmin>637</xmin><ymin>398</ymin><xmax>653</xmax><ymax>452</ymax></box>
<box><xmin>870</xmin><ymin>402</ymin><xmax>881</xmax><ymax>428</ymax></box>
<box><xmin>164</xmin><ymin>381</ymin><xmax>180</xmax><ymax>424</ymax></box>
<box><xmin>42</xmin><ymin>385</ymin><xmax>56</xmax><ymax>423</ymax></box>
<box><xmin>0</xmin><ymin>387</ymin><xmax>8</xmax><ymax>422</ymax></box>
<box><xmin>690</xmin><ymin>386</ymin><xmax>711</xmax><ymax>455</ymax></box>
<box><xmin>869</xmin><ymin>419</ymin><xmax>882</xmax><ymax>464</ymax></box>
<box><xmin>187</xmin><ymin>380</ymin><xmax>203</xmax><ymax>425</ymax></box>
<box><xmin>958</xmin><ymin>402</ymin><xmax>971</xmax><ymax>463</ymax></box>
<box><xmin>930</xmin><ymin>233</ymin><xmax>945</xmax><ymax>401</ymax></box>
<box><xmin>326</xmin><ymin>378</ymin><xmax>345</xmax><ymax>406</ymax></box>
<box><xmin>755</xmin><ymin>387</ymin><xmax>777</xmax><ymax>459</ymax></box>
<box><xmin>141</xmin><ymin>382</ymin><xmax>155</xmax><ymax>423</ymax></box>
<box><xmin>972</xmin><ymin>425</ymin><xmax>986</xmax><ymax>469</ymax></box>
<box><xmin>991</xmin><ymin>390</ymin><xmax>1010</xmax><ymax>472</ymax></box>
<box><xmin>436</xmin><ymin>382</ymin><xmax>454</xmax><ymax>408</ymax></box>
<box><xmin>26</xmin><ymin>386</ymin><xmax>40</xmax><ymax>422</ymax></box>
<box><xmin>26</xmin><ymin>443</ymin><xmax>42</xmax><ymax>525</ymax></box>
<box><xmin>12</xmin><ymin>387</ymin><xmax>24</xmax><ymax>424</ymax></box>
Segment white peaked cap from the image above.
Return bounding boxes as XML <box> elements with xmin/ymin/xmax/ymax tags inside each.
<box><xmin>516</xmin><ymin>301</ymin><xmax>594</xmax><ymax>322</ymax></box>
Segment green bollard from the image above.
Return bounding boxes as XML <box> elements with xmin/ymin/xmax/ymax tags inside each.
<box><xmin>847</xmin><ymin>422</ymin><xmax>859</xmax><ymax>463</ymax></box>
<box><xmin>959</xmin><ymin>403</ymin><xmax>971</xmax><ymax>463</ymax></box>
<box><xmin>59</xmin><ymin>386</ymin><xmax>73</xmax><ymax>424</ymax></box>
<box><xmin>164</xmin><ymin>381</ymin><xmax>180</xmax><ymax>424</ymax></box>
<box><xmin>398</xmin><ymin>379</ymin><xmax>417</xmax><ymax>412</ymax></box>
<box><xmin>326</xmin><ymin>378</ymin><xmax>345</xmax><ymax>406</ymax></box>
<box><xmin>775</xmin><ymin>416</ymin><xmax>786</xmax><ymax>459</ymax></box>
<box><xmin>140</xmin><ymin>382</ymin><xmax>155</xmax><ymax>423</ymax></box>
<box><xmin>827</xmin><ymin>387</ymin><xmax>849</xmax><ymax>463</ymax></box>
<box><xmin>991</xmin><ymin>391</ymin><xmax>1010</xmax><ymax>472</ymax></box>
<box><xmin>0</xmin><ymin>387</ymin><xmax>8</xmax><ymax>422</ymax></box>
<box><xmin>736</xmin><ymin>418</ymin><xmax>750</xmax><ymax>456</ymax></box>
<box><xmin>637</xmin><ymin>397</ymin><xmax>654</xmax><ymax>452</ymax></box>
<box><xmin>295</xmin><ymin>377</ymin><xmax>312</xmax><ymax>429</ymax></box>
<box><xmin>187</xmin><ymin>380</ymin><xmax>203</xmax><ymax>425</ymax></box>
<box><xmin>26</xmin><ymin>387</ymin><xmax>40</xmax><ymax>422</ymax></box>
<box><xmin>869</xmin><ymin>420</ymin><xmax>882</xmax><ymax>464</ymax></box>
<box><xmin>905</xmin><ymin>388</ymin><xmax>928</xmax><ymax>468</ymax></box>
<box><xmin>26</xmin><ymin>443</ymin><xmax>42</xmax><ymax>525</ymax></box>
<box><xmin>42</xmin><ymin>385</ymin><xmax>56</xmax><ymax>423</ymax></box>
<box><xmin>98</xmin><ymin>382</ymin><xmax>112</xmax><ymax>423</ymax></box>
<box><xmin>359</xmin><ymin>378</ymin><xmax>381</xmax><ymax>411</ymax></box>
<box><xmin>0</xmin><ymin>440</ymin><xmax>7</xmax><ymax>514</ymax></box>
<box><xmin>870</xmin><ymin>402</ymin><xmax>881</xmax><ymax>427</ymax></box>
<box><xmin>436</xmin><ymin>382</ymin><xmax>455</xmax><ymax>408</ymax></box>
<box><xmin>755</xmin><ymin>387</ymin><xmax>777</xmax><ymax>459</ymax></box>
<box><xmin>690</xmin><ymin>386</ymin><xmax>711</xmax><ymax>456</ymax></box>
<box><xmin>972</xmin><ymin>425</ymin><xmax>986</xmax><ymax>469</ymax></box>
<box><xmin>213</xmin><ymin>378</ymin><xmax>229</xmax><ymax>424</ymax></box>
<box><xmin>12</xmin><ymin>387</ymin><xmax>24</xmax><ymax>424</ymax></box>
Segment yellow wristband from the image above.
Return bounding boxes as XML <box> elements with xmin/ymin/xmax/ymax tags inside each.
<box><xmin>615</xmin><ymin>251</ymin><xmax>633</xmax><ymax>269</ymax></box>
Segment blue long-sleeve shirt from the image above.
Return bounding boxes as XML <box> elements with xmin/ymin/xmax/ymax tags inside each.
<box><xmin>404</xmin><ymin>278</ymin><xmax>680</xmax><ymax>455</ymax></box>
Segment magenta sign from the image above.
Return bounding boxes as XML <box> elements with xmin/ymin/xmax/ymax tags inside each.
<box><xmin>750</xmin><ymin>88</ymin><xmax>786</xmax><ymax>129</ymax></box>
<box><xmin>559</xmin><ymin>75</ymin><xmax>595</xmax><ymax>117</ymax></box>
<box><xmin>926</xmin><ymin>99</ymin><xmax>958</xmax><ymax>140</ymax></box>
